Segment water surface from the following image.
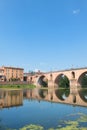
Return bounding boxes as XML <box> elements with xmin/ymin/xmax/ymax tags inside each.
<box><xmin>0</xmin><ymin>88</ymin><xmax>87</xmax><ymax>130</ymax></box>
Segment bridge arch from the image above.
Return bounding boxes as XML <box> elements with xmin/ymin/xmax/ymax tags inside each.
<box><xmin>54</xmin><ymin>73</ymin><xmax>70</xmax><ymax>88</ymax></box>
<box><xmin>37</xmin><ymin>75</ymin><xmax>48</xmax><ymax>87</ymax></box>
<box><xmin>77</xmin><ymin>71</ymin><xmax>87</xmax><ymax>88</ymax></box>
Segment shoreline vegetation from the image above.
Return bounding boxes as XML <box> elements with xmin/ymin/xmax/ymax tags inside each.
<box><xmin>0</xmin><ymin>84</ymin><xmax>36</xmax><ymax>89</ymax></box>
<box><xmin>0</xmin><ymin>84</ymin><xmax>87</xmax><ymax>90</ymax></box>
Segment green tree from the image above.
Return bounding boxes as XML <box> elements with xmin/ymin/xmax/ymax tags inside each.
<box><xmin>59</xmin><ymin>76</ymin><xmax>69</xmax><ymax>88</ymax></box>
<box><xmin>81</xmin><ymin>75</ymin><xmax>87</xmax><ymax>88</ymax></box>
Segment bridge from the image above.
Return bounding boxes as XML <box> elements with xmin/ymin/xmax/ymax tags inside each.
<box><xmin>27</xmin><ymin>67</ymin><xmax>87</xmax><ymax>93</ymax></box>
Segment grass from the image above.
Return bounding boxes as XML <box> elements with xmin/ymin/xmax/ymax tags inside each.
<box><xmin>0</xmin><ymin>84</ymin><xmax>36</xmax><ymax>89</ymax></box>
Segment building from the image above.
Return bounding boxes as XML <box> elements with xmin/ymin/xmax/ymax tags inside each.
<box><xmin>0</xmin><ymin>68</ymin><xmax>6</xmax><ymax>81</ymax></box>
<box><xmin>1</xmin><ymin>66</ymin><xmax>24</xmax><ymax>81</ymax></box>
<box><xmin>0</xmin><ymin>68</ymin><xmax>4</xmax><ymax>75</ymax></box>
<box><xmin>23</xmin><ymin>70</ymin><xmax>43</xmax><ymax>82</ymax></box>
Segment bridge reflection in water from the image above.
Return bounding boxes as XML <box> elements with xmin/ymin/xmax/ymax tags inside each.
<box><xmin>24</xmin><ymin>87</ymin><xmax>87</xmax><ymax>107</ymax></box>
<box><xmin>0</xmin><ymin>87</ymin><xmax>87</xmax><ymax>109</ymax></box>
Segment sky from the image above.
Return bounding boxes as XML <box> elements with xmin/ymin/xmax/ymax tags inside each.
<box><xmin>0</xmin><ymin>0</ymin><xmax>87</xmax><ymax>72</ymax></box>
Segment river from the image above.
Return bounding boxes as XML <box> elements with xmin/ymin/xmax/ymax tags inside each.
<box><xmin>0</xmin><ymin>88</ymin><xmax>87</xmax><ymax>130</ymax></box>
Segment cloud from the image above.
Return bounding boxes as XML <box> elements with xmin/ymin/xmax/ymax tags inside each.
<box><xmin>73</xmin><ymin>9</ymin><xmax>80</xmax><ymax>14</ymax></box>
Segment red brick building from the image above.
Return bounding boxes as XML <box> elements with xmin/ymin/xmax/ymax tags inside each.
<box><xmin>0</xmin><ymin>66</ymin><xmax>24</xmax><ymax>81</ymax></box>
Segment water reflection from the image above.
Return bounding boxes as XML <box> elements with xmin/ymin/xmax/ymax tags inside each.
<box><xmin>0</xmin><ymin>89</ymin><xmax>23</xmax><ymax>109</ymax></box>
<box><xmin>0</xmin><ymin>88</ymin><xmax>87</xmax><ymax>130</ymax></box>
<box><xmin>55</xmin><ymin>88</ymin><xmax>70</xmax><ymax>100</ymax></box>
<box><xmin>38</xmin><ymin>89</ymin><xmax>48</xmax><ymax>99</ymax></box>
<box><xmin>23</xmin><ymin>89</ymin><xmax>32</xmax><ymax>98</ymax></box>
<box><xmin>23</xmin><ymin>88</ymin><xmax>87</xmax><ymax>107</ymax></box>
<box><xmin>79</xmin><ymin>88</ymin><xmax>87</xmax><ymax>102</ymax></box>
<box><xmin>0</xmin><ymin>87</ymin><xmax>87</xmax><ymax>108</ymax></box>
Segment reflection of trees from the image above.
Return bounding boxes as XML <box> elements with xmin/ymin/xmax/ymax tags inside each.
<box><xmin>55</xmin><ymin>88</ymin><xmax>70</xmax><ymax>100</ymax></box>
<box><xmin>38</xmin><ymin>89</ymin><xmax>48</xmax><ymax>98</ymax></box>
<box><xmin>79</xmin><ymin>89</ymin><xmax>87</xmax><ymax>102</ymax></box>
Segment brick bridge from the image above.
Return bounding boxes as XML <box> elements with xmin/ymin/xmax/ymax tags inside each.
<box><xmin>28</xmin><ymin>67</ymin><xmax>87</xmax><ymax>91</ymax></box>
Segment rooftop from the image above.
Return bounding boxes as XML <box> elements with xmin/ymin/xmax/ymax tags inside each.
<box><xmin>2</xmin><ymin>66</ymin><xmax>24</xmax><ymax>70</ymax></box>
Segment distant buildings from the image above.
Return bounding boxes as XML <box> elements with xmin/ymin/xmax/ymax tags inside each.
<box><xmin>0</xmin><ymin>66</ymin><xmax>43</xmax><ymax>82</ymax></box>
<box><xmin>24</xmin><ymin>70</ymin><xmax>43</xmax><ymax>82</ymax></box>
<box><xmin>0</xmin><ymin>66</ymin><xmax>24</xmax><ymax>81</ymax></box>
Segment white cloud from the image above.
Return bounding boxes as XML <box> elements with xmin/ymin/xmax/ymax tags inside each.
<box><xmin>73</xmin><ymin>9</ymin><xmax>80</xmax><ymax>14</ymax></box>
<box><xmin>34</xmin><ymin>69</ymin><xmax>39</xmax><ymax>72</ymax></box>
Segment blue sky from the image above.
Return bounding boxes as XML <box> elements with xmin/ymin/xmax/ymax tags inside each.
<box><xmin>0</xmin><ymin>0</ymin><xmax>87</xmax><ymax>72</ymax></box>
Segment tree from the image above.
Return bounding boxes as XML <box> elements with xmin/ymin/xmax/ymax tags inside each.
<box><xmin>81</xmin><ymin>75</ymin><xmax>87</xmax><ymax>88</ymax></box>
<box><xmin>59</xmin><ymin>76</ymin><xmax>69</xmax><ymax>88</ymax></box>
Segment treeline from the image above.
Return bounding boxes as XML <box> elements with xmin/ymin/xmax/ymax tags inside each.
<box><xmin>59</xmin><ymin>75</ymin><xmax>87</xmax><ymax>88</ymax></box>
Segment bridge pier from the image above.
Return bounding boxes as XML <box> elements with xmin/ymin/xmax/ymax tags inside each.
<box><xmin>48</xmin><ymin>80</ymin><xmax>54</xmax><ymax>89</ymax></box>
<box><xmin>70</xmin><ymin>79</ymin><xmax>78</xmax><ymax>94</ymax></box>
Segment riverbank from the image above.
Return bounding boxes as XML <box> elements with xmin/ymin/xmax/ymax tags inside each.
<box><xmin>0</xmin><ymin>84</ymin><xmax>36</xmax><ymax>89</ymax></box>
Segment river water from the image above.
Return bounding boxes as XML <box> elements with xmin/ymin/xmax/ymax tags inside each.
<box><xmin>0</xmin><ymin>88</ymin><xmax>87</xmax><ymax>130</ymax></box>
